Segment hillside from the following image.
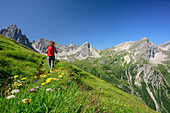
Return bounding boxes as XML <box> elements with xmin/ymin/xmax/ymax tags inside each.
<box><xmin>0</xmin><ymin>35</ymin><xmax>156</xmax><ymax>112</ymax></box>
<box><xmin>0</xmin><ymin>34</ymin><xmax>46</xmax><ymax>79</ymax></box>
<box><xmin>73</xmin><ymin>38</ymin><xmax>170</xmax><ymax>113</ymax></box>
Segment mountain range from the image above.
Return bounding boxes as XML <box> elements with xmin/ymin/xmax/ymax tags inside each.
<box><xmin>0</xmin><ymin>24</ymin><xmax>169</xmax><ymax>113</ymax></box>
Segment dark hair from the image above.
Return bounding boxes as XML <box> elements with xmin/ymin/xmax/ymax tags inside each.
<box><xmin>50</xmin><ymin>41</ymin><xmax>55</xmax><ymax>46</ymax></box>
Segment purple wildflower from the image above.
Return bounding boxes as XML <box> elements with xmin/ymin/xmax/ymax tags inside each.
<box><xmin>36</xmin><ymin>86</ymin><xmax>39</xmax><ymax>89</ymax></box>
<box><xmin>58</xmin><ymin>88</ymin><xmax>60</xmax><ymax>91</ymax></box>
<box><xmin>51</xmin><ymin>89</ymin><xmax>53</xmax><ymax>93</ymax></box>
<box><xmin>29</xmin><ymin>88</ymin><xmax>34</xmax><ymax>92</ymax></box>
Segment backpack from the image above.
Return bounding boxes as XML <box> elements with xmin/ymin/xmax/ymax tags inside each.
<box><xmin>47</xmin><ymin>46</ymin><xmax>55</xmax><ymax>57</ymax></box>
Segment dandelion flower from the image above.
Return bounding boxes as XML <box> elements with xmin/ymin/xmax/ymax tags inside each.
<box><xmin>46</xmin><ymin>88</ymin><xmax>52</xmax><ymax>91</ymax></box>
<box><xmin>58</xmin><ymin>75</ymin><xmax>62</xmax><ymax>78</ymax></box>
<box><xmin>21</xmin><ymin>78</ymin><xmax>26</xmax><ymax>80</ymax></box>
<box><xmin>6</xmin><ymin>95</ymin><xmax>15</xmax><ymax>99</ymax></box>
<box><xmin>11</xmin><ymin>89</ymin><xmax>19</xmax><ymax>94</ymax></box>
<box><xmin>61</xmin><ymin>73</ymin><xmax>64</xmax><ymax>75</ymax></box>
<box><xmin>18</xmin><ymin>84</ymin><xmax>22</xmax><ymax>87</ymax></box>
<box><xmin>53</xmin><ymin>78</ymin><xmax>57</xmax><ymax>80</ymax></box>
<box><xmin>46</xmin><ymin>81</ymin><xmax>50</xmax><ymax>84</ymax></box>
<box><xmin>22</xmin><ymin>99</ymin><xmax>31</xmax><ymax>103</ymax></box>
<box><xmin>29</xmin><ymin>88</ymin><xmax>34</xmax><ymax>92</ymax></box>
<box><xmin>14</xmin><ymin>75</ymin><xmax>18</xmax><ymax>79</ymax></box>
<box><xmin>36</xmin><ymin>86</ymin><xmax>39</xmax><ymax>89</ymax></box>
<box><xmin>40</xmin><ymin>74</ymin><xmax>44</xmax><ymax>78</ymax></box>
<box><xmin>34</xmin><ymin>76</ymin><xmax>37</xmax><ymax>78</ymax></box>
<box><xmin>41</xmin><ymin>83</ymin><xmax>45</xmax><ymax>86</ymax></box>
<box><xmin>46</xmin><ymin>78</ymin><xmax>53</xmax><ymax>83</ymax></box>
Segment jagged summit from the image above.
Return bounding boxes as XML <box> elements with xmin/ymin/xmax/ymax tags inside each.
<box><xmin>142</xmin><ymin>37</ymin><xmax>148</xmax><ymax>40</ymax></box>
<box><xmin>139</xmin><ymin>37</ymin><xmax>150</xmax><ymax>42</ymax></box>
<box><xmin>0</xmin><ymin>24</ymin><xmax>34</xmax><ymax>50</ymax></box>
<box><xmin>82</xmin><ymin>42</ymin><xmax>90</xmax><ymax>48</ymax></box>
<box><xmin>4</xmin><ymin>24</ymin><xmax>17</xmax><ymax>29</ymax></box>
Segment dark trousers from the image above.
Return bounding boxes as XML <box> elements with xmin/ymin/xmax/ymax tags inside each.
<box><xmin>47</xmin><ymin>56</ymin><xmax>55</xmax><ymax>70</ymax></box>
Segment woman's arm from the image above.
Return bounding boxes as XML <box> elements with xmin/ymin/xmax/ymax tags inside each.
<box><xmin>55</xmin><ymin>49</ymin><xmax>58</xmax><ymax>54</ymax></box>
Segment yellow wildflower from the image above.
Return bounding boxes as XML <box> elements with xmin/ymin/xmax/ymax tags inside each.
<box><xmin>43</xmin><ymin>75</ymin><xmax>46</xmax><ymax>77</ymax></box>
<box><xmin>74</xmin><ymin>78</ymin><xmax>76</xmax><ymax>79</ymax></box>
<box><xmin>14</xmin><ymin>75</ymin><xmax>18</xmax><ymax>78</ymax></box>
<box><xmin>34</xmin><ymin>76</ymin><xmax>37</xmax><ymax>78</ymax></box>
<box><xmin>61</xmin><ymin>73</ymin><xmax>64</xmax><ymax>75</ymax></box>
<box><xmin>46</xmin><ymin>78</ymin><xmax>53</xmax><ymax>83</ymax></box>
<box><xmin>53</xmin><ymin>78</ymin><xmax>57</xmax><ymax>80</ymax></box>
<box><xmin>46</xmin><ymin>81</ymin><xmax>50</xmax><ymax>83</ymax></box>
<box><xmin>21</xmin><ymin>78</ymin><xmax>26</xmax><ymax>80</ymax></box>
<box><xmin>92</xmin><ymin>95</ymin><xmax>94</xmax><ymax>97</ymax></box>
<box><xmin>124</xmin><ymin>104</ymin><xmax>126</xmax><ymax>106</ymax></box>
<box><xmin>58</xmin><ymin>75</ymin><xmax>62</xmax><ymax>78</ymax></box>
<box><xmin>46</xmin><ymin>78</ymin><xmax>53</xmax><ymax>81</ymax></box>
<box><xmin>23</xmin><ymin>99</ymin><xmax>31</xmax><ymax>103</ymax></box>
<box><xmin>18</xmin><ymin>84</ymin><xmax>22</xmax><ymax>86</ymax></box>
<box><xmin>41</xmin><ymin>83</ymin><xmax>45</xmax><ymax>86</ymax></box>
<box><xmin>40</xmin><ymin>74</ymin><xmax>44</xmax><ymax>77</ymax></box>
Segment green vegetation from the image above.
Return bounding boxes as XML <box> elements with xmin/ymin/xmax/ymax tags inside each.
<box><xmin>0</xmin><ymin>35</ymin><xmax>157</xmax><ymax>112</ymax></box>
<box><xmin>0</xmin><ymin>34</ymin><xmax>46</xmax><ymax>79</ymax></box>
<box><xmin>72</xmin><ymin>54</ymin><xmax>131</xmax><ymax>93</ymax></box>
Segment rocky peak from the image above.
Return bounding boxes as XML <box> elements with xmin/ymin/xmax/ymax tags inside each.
<box><xmin>139</xmin><ymin>37</ymin><xmax>150</xmax><ymax>43</ymax></box>
<box><xmin>82</xmin><ymin>42</ymin><xmax>90</xmax><ymax>48</ymax></box>
<box><xmin>0</xmin><ymin>24</ymin><xmax>34</xmax><ymax>50</ymax></box>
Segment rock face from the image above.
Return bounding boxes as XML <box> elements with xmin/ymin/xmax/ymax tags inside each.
<box><xmin>94</xmin><ymin>37</ymin><xmax>170</xmax><ymax>113</ymax></box>
<box><xmin>32</xmin><ymin>38</ymin><xmax>101</xmax><ymax>61</ymax></box>
<box><xmin>0</xmin><ymin>24</ymin><xmax>34</xmax><ymax>50</ymax></box>
<box><xmin>158</xmin><ymin>41</ymin><xmax>170</xmax><ymax>51</ymax></box>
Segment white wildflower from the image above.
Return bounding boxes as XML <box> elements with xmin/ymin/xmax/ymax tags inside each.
<box><xmin>22</xmin><ymin>99</ymin><xmax>27</xmax><ymax>102</ymax></box>
<box><xmin>46</xmin><ymin>88</ymin><xmax>52</xmax><ymax>91</ymax></box>
<box><xmin>6</xmin><ymin>95</ymin><xmax>15</xmax><ymax>99</ymax></box>
<box><xmin>11</xmin><ymin>89</ymin><xmax>19</xmax><ymax>94</ymax></box>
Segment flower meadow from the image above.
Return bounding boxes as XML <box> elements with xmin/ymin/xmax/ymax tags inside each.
<box><xmin>0</xmin><ymin>35</ymin><xmax>156</xmax><ymax>112</ymax></box>
<box><xmin>0</xmin><ymin>61</ymin><xmax>156</xmax><ymax>113</ymax></box>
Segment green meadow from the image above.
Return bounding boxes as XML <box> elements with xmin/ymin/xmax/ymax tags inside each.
<box><xmin>0</xmin><ymin>35</ymin><xmax>157</xmax><ymax>112</ymax></box>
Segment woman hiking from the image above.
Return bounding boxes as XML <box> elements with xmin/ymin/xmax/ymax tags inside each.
<box><xmin>46</xmin><ymin>41</ymin><xmax>58</xmax><ymax>71</ymax></box>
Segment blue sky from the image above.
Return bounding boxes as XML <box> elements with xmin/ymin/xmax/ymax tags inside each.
<box><xmin>0</xmin><ymin>0</ymin><xmax>170</xmax><ymax>50</ymax></box>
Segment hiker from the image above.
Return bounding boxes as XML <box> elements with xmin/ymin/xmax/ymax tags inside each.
<box><xmin>46</xmin><ymin>41</ymin><xmax>58</xmax><ymax>71</ymax></box>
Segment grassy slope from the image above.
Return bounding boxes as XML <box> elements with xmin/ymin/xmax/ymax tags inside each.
<box><xmin>0</xmin><ymin>35</ymin><xmax>156</xmax><ymax>112</ymax></box>
<box><xmin>0</xmin><ymin>34</ymin><xmax>46</xmax><ymax>78</ymax></box>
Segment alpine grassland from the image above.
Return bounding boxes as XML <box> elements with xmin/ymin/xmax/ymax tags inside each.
<box><xmin>0</xmin><ymin>35</ymin><xmax>157</xmax><ymax>112</ymax></box>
